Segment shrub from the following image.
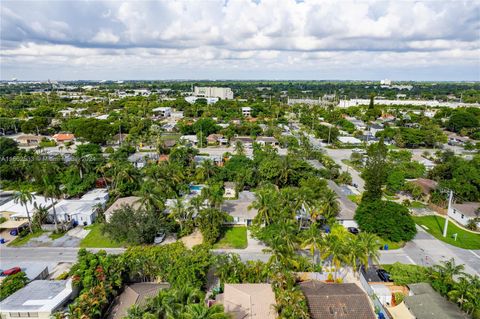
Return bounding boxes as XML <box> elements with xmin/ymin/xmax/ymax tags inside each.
<box><xmin>0</xmin><ymin>272</ymin><xmax>29</xmax><ymax>301</ymax></box>
<box><xmin>355</xmin><ymin>200</ymin><xmax>417</xmax><ymax>242</ymax></box>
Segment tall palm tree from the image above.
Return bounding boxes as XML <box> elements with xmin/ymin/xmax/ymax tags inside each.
<box><xmin>301</xmin><ymin>224</ymin><xmax>324</xmax><ymax>264</ymax></box>
<box><xmin>234</xmin><ymin>141</ymin><xmax>245</xmax><ymax>155</ymax></box>
<box><xmin>42</xmin><ymin>182</ymin><xmax>61</xmax><ymax>231</ymax></box>
<box><xmin>249</xmin><ymin>188</ymin><xmax>276</xmax><ymax>226</ymax></box>
<box><xmin>169</xmin><ymin>197</ymin><xmax>193</xmax><ymax>232</ymax></box>
<box><xmin>356</xmin><ymin>232</ymin><xmax>380</xmax><ymax>268</ymax></box>
<box><xmin>13</xmin><ymin>189</ymin><xmax>35</xmax><ymax>233</ymax></box>
<box><xmin>135</xmin><ymin>182</ymin><xmax>165</xmax><ymax>214</ymax></box>
<box><xmin>320</xmin><ymin>190</ymin><xmax>339</xmax><ymax>225</ymax></box>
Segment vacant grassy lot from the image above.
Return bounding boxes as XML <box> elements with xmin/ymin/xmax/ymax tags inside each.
<box><xmin>213</xmin><ymin>226</ymin><xmax>248</xmax><ymax>249</ymax></box>
<box><xmin>80</xmin><ymin>224</ymin><xmax>122</xmax><ymax>248</ymax></box>
<box><xmin>413</xmin><ymin>215</ymin><xmax>480</xmax><ymax>249</ymax></box>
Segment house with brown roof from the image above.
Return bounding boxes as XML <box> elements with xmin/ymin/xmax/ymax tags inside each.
<box><xmin>104</xmin><ymin>196</ymin><xmax>142</xmax><ymax>222</ymax></box>
<box><xmin>53</xmin><ymin>133</ymin><xmax>75</xmax><ymax>143</ymax></box>
<box><xmin>299</xmin><ymin>281</ymin><xmax>376</xmax><ymax>319</ymax></box>
<box><xmin>108</xmin><ymin>283</ymin><xmax>170</xmax><ymax>319</ymax></box>
<box><xmin>410</xmin><ymin>178</ymin><xmax>438</xmax><ymax>196</ymax></box>
<box><xmin>207</xmin><ymin>134</ymin><xmax>225</xmax><ymax>145</ymax></box>
<box><xmin>218</xmin><ymin>283</ymin><xmax>277</xmax><ymax>319</ymax></box>
<box><xmin>16</xmin><ymin>134</ymin><xmax>46</xmax><ymax>146</ymax></box>
<box><xmin>256</xmin><ymin>136</ymin><xmax>279</xmax><ymax>147</ymax></box>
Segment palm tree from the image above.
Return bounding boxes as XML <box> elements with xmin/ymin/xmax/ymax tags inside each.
<box><xmin>13</xmin><ymin>189</ymin><xmax>35</xmax><ymax>233</ymax></box>
<box><xmin>432</xmin><ymin>258</ymin><xmax>465</xmax><ymax>295</ymax></box>
<box><xmin>356</xmin><ymin>232</ymin><xmax>380</xmax><ymax>268</ymax></box>
<box><xmin>319</xmin><ymin>190</ymin><xmax>339</xmax><ymax>225</ymax></box>
<box><xmin>447</xmin><ymin>275</ymin><xmax>474</xmax><ymax>310</ymax></box>
<box><xmin>249</xmin><ymin>187</ymin><xmax>276</xmax><ymax>226</ymax></box>
<box><xmin>301</xmin><ymin>224</ymin><xmax>324</xmax><ymax>264</ymax></box>
<box><xmin>169</xmin><ymin>197</ymin><xmax>193</xmax><ymax>232</ymax></box>
<box><xmin>183</xmin><ymin>303</ymin><xmax>230</xmax><ymax>319</ymax></box>
<box><xmin>234</xmin><ymin>141</ymin><xmax>245</xmax><ymax>155</ymax></box>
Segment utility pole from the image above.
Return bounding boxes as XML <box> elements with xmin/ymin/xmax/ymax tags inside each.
<box><xmin>443</xmin><ymin>190</ymin><xmax>453</xmax><ymax>237</ymax></box>
<box><xmin>328</xmin><ymin>125</ymin><xmax>332</xmax><ymax>145</ymax></box>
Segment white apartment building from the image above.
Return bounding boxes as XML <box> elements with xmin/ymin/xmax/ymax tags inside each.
<box><xmin>194</xmin><ymin>86</ymin><xmax>234</xmax><ymax>100</ymax></box>
<box><xmin>241</xmin><ymin>107</ymin><xmax>252</xmax><ymax>117</ymax></box>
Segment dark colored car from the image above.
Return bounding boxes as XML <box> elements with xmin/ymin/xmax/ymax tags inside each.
<box><xmin>348</xmin><ymin>227</ymin><xmax>359</xmax><ymax>235</ymax></box>
<box><xmin>2</xmin><ymin>267</ymin><xmax>21</xmax><ymax>276</ymax></box>
<box><xmin>377</xmin><ymin>269</ymin><xmax>393</xmax><ymax>282</ymax></box>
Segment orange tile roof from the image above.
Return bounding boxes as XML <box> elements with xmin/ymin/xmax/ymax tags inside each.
<box><xmin>53</xmin><ymin>133</ymin><xmax>75</xmax><ymax>141</ymax></box>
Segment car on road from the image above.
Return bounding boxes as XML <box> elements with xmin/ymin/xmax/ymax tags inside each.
<box><xmin>376</xmin><ymin>269</ymin><xmax>393</xmax><ymax>282</ymax></box>
<box><xmin>1</xmin><ymin>267</ymin><xmax>21</xmax><ymax>276</ymax></box>
<box><xmin>348</xmin><ymin>227</ymin><xmax>359</xmax><ymax>235</ymax></box>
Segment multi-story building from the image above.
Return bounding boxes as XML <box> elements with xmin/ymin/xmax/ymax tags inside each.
<box><xmin>194</xmin><ymin>86</ymin><xmax>233</xmax><ymax>100</ymax></box>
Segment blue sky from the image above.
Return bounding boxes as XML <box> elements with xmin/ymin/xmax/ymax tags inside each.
<box><xmin>1</xmin><ymin>0</ymin><xmax>479</xmax><ymax>81</ymax></box>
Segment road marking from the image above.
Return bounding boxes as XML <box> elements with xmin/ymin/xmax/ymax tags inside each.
<box><xmin>469</xmin><ymin>250</ymin><xmax>480</xmax><ymax>259</ymax></box>
<box><xmin>406</xmin><ymin>255</ymin><xmax>416</xmax><ymax>265</ymax></box>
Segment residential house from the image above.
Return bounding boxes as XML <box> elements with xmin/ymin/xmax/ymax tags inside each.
<box><xmin>0</xmin><ymin>195</ymin><xmax>51</xmax><ymax>220</ymax></box>
<box><xmin>108</xmin><ymin>283</ymin><xmax>170</xmax><ymax>319</ymax></box>
<box><xmin>409</xmin><ymin>178</ymin><xmax>438</xmax><ymax>198</ymax></box>
<box><xmin>15</xmin><ymin>134</ymin><xmax>46</xmax><ymax>146</ymax></box>
<box><xmin>327</xmin><ymin>180</ymin><xmax>358</xmax><ymax>228</ymax></box>
<box><xmin>0</xmin><ymin>280</ymin><xmax>74</xmax><ymax>319</ymax></box>
<box><xmin>218</xmin><ymin>283</ymin><xmax>277</xmax><ymax>319</ymax></box>
<box><xmin>50</xmin><ymin>198</ymin><xmax>103</xmax><ymax>226</ymax></box>
<box><xmin>194</xmin><ymin>155</ymin><xmax>223</xmax><ymax>166</ymax></box>
<box><xmin>299</xmin><ymin>281</ymin><xmax>376</xmax><ymax>319</ymax></box>
<box><xmin>52</xmin><ymin>133</ymin><xmax>75</xmax><ymax>143</ymax></box>
<box><xmin>207</xmin><ymin>134</ymin><xmax>225</xmax><ymax>145</ymax></box>
<box><xmin>450</xmin><ymin>202</ymin><xmax>480</xmax><ymax>228</ymax></box>
<box><xmin>241</xmin><ymin>107</ymin><xmax>252</xmax><ymax>117</ymax></box>
<box><xmin>256</xmin><ymin>136</ymin><xmax>279</xmax><ymax>147</ymax></box>
<box><xmin>128</xmin><ymin>152</ymin><xmax>159</xmax><ymax>168</ymax></box>
<box><xmin>390</xmin><ymin>283</ymin><xmax>469</xmax><ymax>319</ymax></box>
<box><xmin>222</xmin><ymin>191</ymin><xmax>257</xmax><ymax>226</ymax></box>
<box><xmin>152</xmin><ymin>107</ymin><xmax>172</xmax><ymax>117</ymax></box>
<box><xmin>180</xmin><ymin>135</ymin><xmax>198</xmax><ymax>146</ymax></box>
<box><xmin>112</xmin><ymin>133</ymin><xmax>128</xmax><ymax>145</ymax></box>
<box><xmin>338</xmin><ymin>136</ymin><xmax>362</xmax><ymax>146</ymax></box>
<box><xmin>104</xmin><ymin>196</ymin><xmax>142</xmax><ymax>222</ymax></box>
<box><xmin>350</xmin><ymin>119</ymin><xmax>367</xmax><ymax>131</ymax></box>
<box><xmin>369</xmin><ymin>123</ymin><xmax>384</xmax><ymax>136</ymax></box>
<box><xmin>231</xmin><ymin>136</ymin><xmax>253</xmax><ymax>149</ymax></box>
<box><xmin>224</xmin><ymin>182</ymin><xmax>236</xmax><ymax>198</ymax></box>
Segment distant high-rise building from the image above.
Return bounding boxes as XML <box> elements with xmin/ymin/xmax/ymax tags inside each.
<box><xmin>194</xmin><ymin>86</ymin><xmax>234</xmax><ymax>100</ymax></box>
<box><xmin>380</xmin><ymin>78</ymin><xmax>392</xmax><ymax>85</ymax></box>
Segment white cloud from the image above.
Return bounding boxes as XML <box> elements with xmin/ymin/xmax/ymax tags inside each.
<box><xmin>0</xmin><ymin>0</ymin><xmax>478</xmax><ymax>80</ymax></box>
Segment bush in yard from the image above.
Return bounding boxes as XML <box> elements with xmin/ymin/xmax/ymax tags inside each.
<box><xmin>355</xmin><ymin>200</ymin><xmax>417</xmax><ymax>242</ymax></box>
<box><xmin>0</xmin><ymin>271</ymin><xmax>29</xmax><ymax>301</ymax></box>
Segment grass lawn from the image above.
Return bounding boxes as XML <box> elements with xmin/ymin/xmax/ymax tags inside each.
<box><xmin>409</xmin><ymin>201</ymin><xmax>427</xmax><ymax>209</ymax></box>
<box><xmin>413</xmin><ymin>215</ymin><xmax>480</xmax><ymax>249</ymax></box>
<box><xmin>8</xmin><ymin>230</ymin><xmax>44</xmax><ymax>247</ymax></box>
<box><xmin>49</xmin><ymin>231</ymin><xmax>66</xmax><ymax>240</ymax></box>
<box><xmin>378</xmin><ymin>238</ymin><xmax>405</xmax><ymax>250</ymax></box>
<box><xmin>213</xmin><ymin>226</ymin><xmax>248</xmax><ymax>249</ymax></box>
<box><xmin>80</xmin><ymin>224</ymin><xmax>123</xmax><ymax>248</ymax></box>
<box><xmin>347</xmin><ymin>194</ymin><xmax>361</xmax><ymax>204</ymax></box>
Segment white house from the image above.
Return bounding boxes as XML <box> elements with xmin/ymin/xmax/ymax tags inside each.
<box><xmin>241</xmin><ymin>107</ymin><xmax>252</xmax><ymax>117</ymax></box>
<box><xmin>0</xmin><ymin>279</ymin><xmax>74</xmax><ymax>319</ymax></box>
<box><xmin>0</xmin><ymin>195</ymin><xmax>51</xmax><ymax>220</ymax></box>
<box><xmin>152</xmin><ymin>107</ymin><xmax>171</xmax><ymax>117</ymax></box>
<box><xmin>256</xmin><ymin>136</ymin><xmax>279</xmax><ymax>147</ymax></box>
<box><xmin>50</xmin><ymin>200</ymin><xmax>99</xmax><ymax>226</ymax></box>
<box><xmin>180</xmin><ymin>135</ymin><xmax>198</xmax><ymax>146</ymax></box>
<box><xmin>450</xmin><ymin>202</ymin><xmax>480</xmax><ymax>228</ymax></box>
<box><xmin>338</xmin><ymin>136</ymin><xmax>362</xmax><ymax>146</ymax></box>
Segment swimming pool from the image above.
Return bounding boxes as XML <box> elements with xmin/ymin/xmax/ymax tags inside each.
<box><xmin>190</xmin><ymin>185</ymin><xmax>204</xmax><ymax>193</ymax></box>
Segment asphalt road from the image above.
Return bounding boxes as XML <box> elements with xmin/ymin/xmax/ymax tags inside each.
<box><xmin>379</xmin><ymin>226</ymin><xmax>480</xmax><ymax>276</ymax></box>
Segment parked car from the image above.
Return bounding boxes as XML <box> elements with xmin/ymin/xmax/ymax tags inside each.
<box><xmin>348</xmin><ymin>227</ymin><xmax>359</xmax><ymax>235</ymax></box>
<box><xmin>377</xmin><ymin>269</ymin><xmax>393</xmax><ymax>282</ymax></box>
<box><xmin>2</xmin><ymin>267</ymin><xmax>21</xmax><ymax>276</ymax></box>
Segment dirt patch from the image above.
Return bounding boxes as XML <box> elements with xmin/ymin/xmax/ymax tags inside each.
<box><xmin>180</xmin><ymin>229</ymin><xmax>204</xmax><ymax>249</ymax></box>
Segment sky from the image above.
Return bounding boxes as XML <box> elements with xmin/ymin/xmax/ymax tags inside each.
<box><xmin>1</xmin><ymin>0</ymin><xmax>479</xmax><ymax>81</ymax></box>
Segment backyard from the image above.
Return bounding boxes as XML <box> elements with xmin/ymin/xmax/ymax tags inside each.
<box><xmin>80</xmin><ymin>224</ymin><xmax>123</xmax><ymax>248</ymax></box>
<box><xmin>413</xmin><ymin>215</ymin><xmax>480</xmax><ymax>249</ymax></box>
<box><xmin>213</xmin><ymin>226</ymin><xmax>248</xmax><ymax>249</ymax></box>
